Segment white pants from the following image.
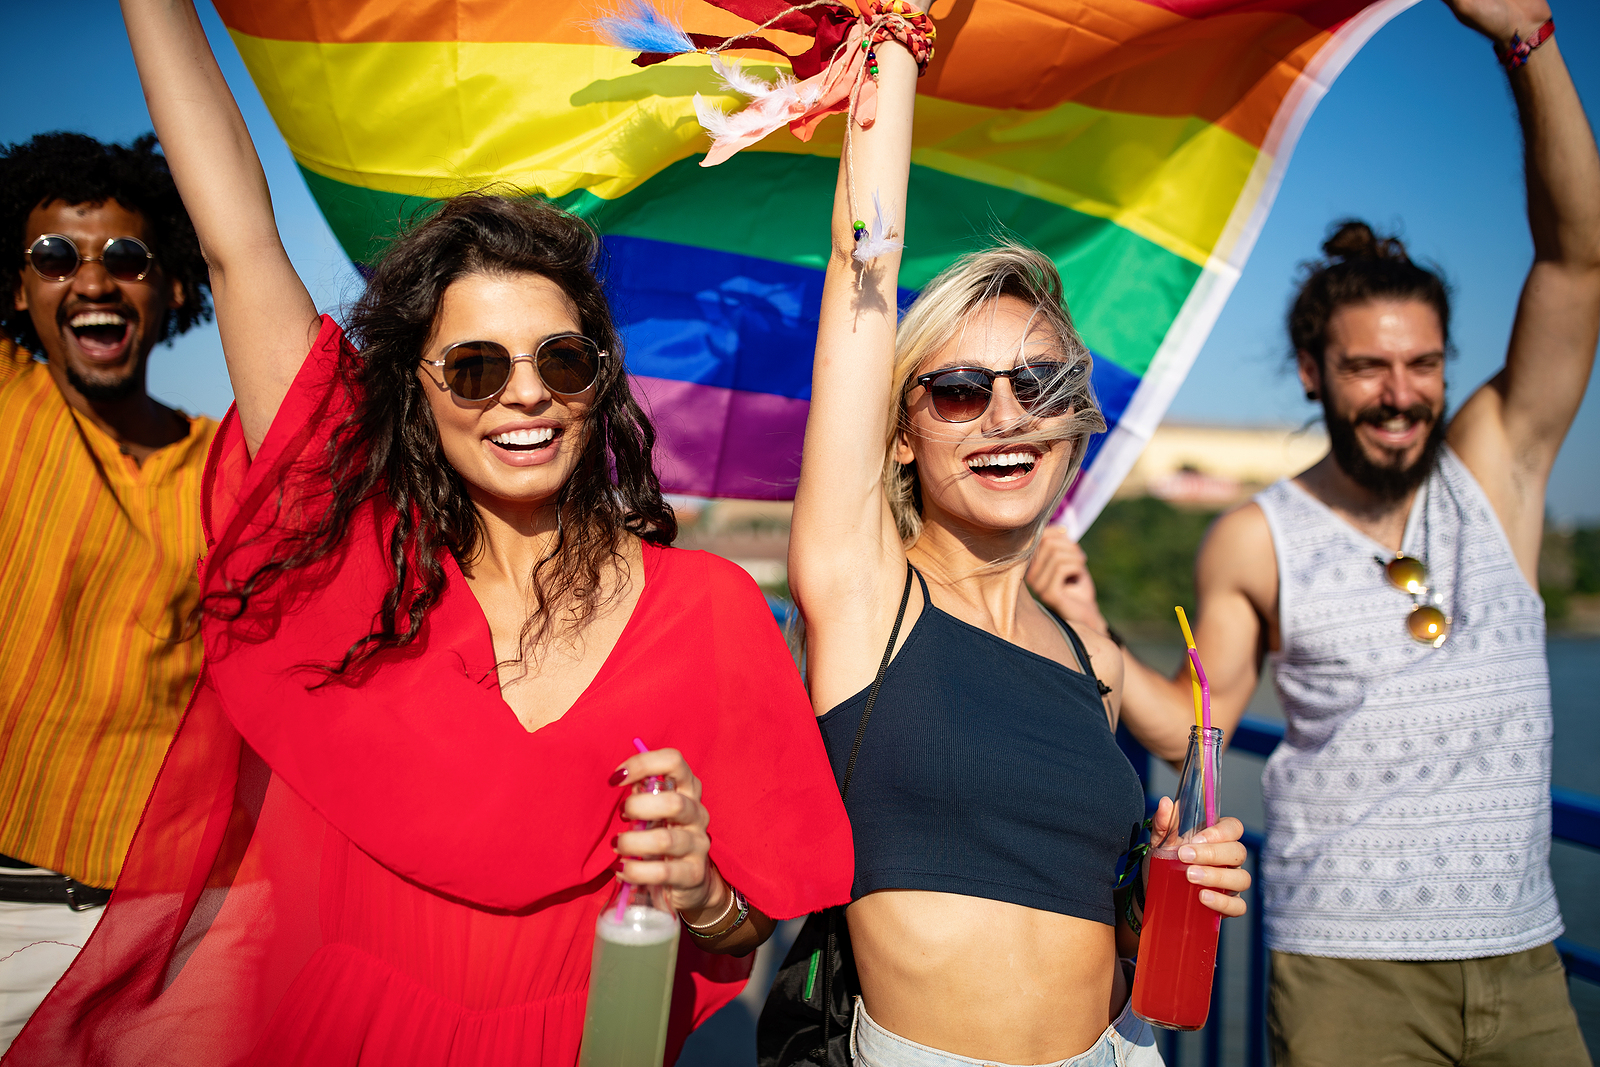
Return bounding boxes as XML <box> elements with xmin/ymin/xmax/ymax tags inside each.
<box><xmin>0</xmin><ymin>889</ymin><xmax>104</xmax><ymax>1052</ymax></box>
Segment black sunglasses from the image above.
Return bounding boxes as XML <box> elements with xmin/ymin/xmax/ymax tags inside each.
<box><xmin>421</xmin><ymin>334</ymin><xmax>605</xmax><ymax>402</ymax></box>
<box><xmin>914</xmin><ymin>361</ymin><xmax>1083</xmax><ymax>424</ymax></box>
<box><xmin>26</xmin><ymin>234</ymin><xmax>154</xmax><ymax>283</ymax></box>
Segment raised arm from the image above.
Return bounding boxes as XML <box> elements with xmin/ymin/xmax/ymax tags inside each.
<box><xmin>1051</xmin><ymin>505</ymin><xmax>1274</xmax><ymax>763</ymax></box>
<box><xmin>120</xmin><ymin>0</ymin><xmax>320</xmax><ymax>454</ymax></box>
<box><xmin>788</xmin><ymin>42</ymin><xmax>919</xmax><ymax>712</ymax></box>
<box><xmin>1447</xmin><ymin>0</ymin><xmax>1600</xmax><ymax>576</ymax></box>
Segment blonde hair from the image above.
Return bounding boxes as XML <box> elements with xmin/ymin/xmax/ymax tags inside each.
<box><xmin>883</xmin><ymin>242</ymin><xmax>1106</xmax><ymax>546</ymax></box>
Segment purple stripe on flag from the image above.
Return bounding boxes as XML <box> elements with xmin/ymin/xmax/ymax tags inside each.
<box><xmin>631</xmin><ymin>376</ymin><xmax>810</xmax><ymax>499</ymax></box>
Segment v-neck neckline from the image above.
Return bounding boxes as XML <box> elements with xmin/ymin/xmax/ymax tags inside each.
<box><xmin>447</xmin><ymin>539</ymin><xmax>660</xmax><ymax>736</ymax></box>
<box><xmin>1283</xmin><ymin>469</ymin><xmax>1430</xmax><ymax>561</ymax></box>
<box><xmin>68</xmin><ymin>400</ymin><xmax>198</xmax><ymax>484</ymax></box>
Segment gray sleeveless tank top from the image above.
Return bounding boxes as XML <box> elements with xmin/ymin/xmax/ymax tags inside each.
<box><xmin>1254</xmin><ymin>447</ymin><xmax>1562</xmax><ymax>960</ymax></box>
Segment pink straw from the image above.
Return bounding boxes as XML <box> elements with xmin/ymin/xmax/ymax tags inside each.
<box><xmin>1186</xmin><ymin>649</ymin><xmax>1217</xmax><ymax>828</ymax></box>
<box><xmin>616</xmin><ymin>738</ymin><xmax>654</xmax><ymax>922</ymax></box>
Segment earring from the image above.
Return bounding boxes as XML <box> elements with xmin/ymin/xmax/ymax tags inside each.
<box><xmin>1305</xmin><ymin>389</ymin><xmax>1319</xmax><ymax>401</ymax></box>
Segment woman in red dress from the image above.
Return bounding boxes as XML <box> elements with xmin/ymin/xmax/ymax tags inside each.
<box><xmin>4</xmin><ymin>2</ymin><xmax>852</xmax><ymax>1065</ymax></box>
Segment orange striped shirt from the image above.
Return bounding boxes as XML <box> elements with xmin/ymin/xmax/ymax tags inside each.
<box><xmin>0</xmin><ymin>335</ymin><xmax>217</xmax><ymax>887</ymax></box>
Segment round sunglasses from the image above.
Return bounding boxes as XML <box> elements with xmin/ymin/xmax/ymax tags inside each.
<box><xmin>26</xmin><ymin>234</ymin><xmax>154</xmax><ymax>283</ymax></box>
<box><xmin>913</xmin><ymin>361</ymin><xmax>1084</xmax><ymax>424</ymax></box>
<box><xmin>421</xmin><ymin>334</ymin><xmax>605</xmax><ymax>402</ymax></box>
<box><xmin>1379</xmin><ymin>554</ymin><xmax>1451</xmax><ymax>647</ymax></box>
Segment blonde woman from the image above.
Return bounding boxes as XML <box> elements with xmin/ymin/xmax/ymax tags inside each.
<box><xmin>785</xmin><ymin>36</ymin><xmax>1252</xmax><ymax>1067</ymax></box>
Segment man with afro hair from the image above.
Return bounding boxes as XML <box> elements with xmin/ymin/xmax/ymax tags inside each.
<box><xmin>0</xmin><ymin>130</ymin><xmax>216</xmax><ymax>1049</ymax></box>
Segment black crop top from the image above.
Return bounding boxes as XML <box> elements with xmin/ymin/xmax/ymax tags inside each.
<box><xmin>817</xmin><ymin>570</ymin><xmax>1146</xmax><ymax>925</ymax></box>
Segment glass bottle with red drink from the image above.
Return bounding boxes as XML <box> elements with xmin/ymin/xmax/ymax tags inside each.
<box><xmin>1131</xmin><ymin>725</ymin><xmax>1224</xmax><ymax>1031</ymax></box>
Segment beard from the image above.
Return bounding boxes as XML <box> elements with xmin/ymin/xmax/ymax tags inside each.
<box><xmin>64</xmin><ymin>357</ymin><xmax>145</xmax><ymax>402</ymax></box>
<box><xmin>1324</xmin><ymin>398</ymin><xmax>1447</xmax><ymax>503</ymax></box>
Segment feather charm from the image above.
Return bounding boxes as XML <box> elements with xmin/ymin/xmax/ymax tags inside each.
<box><xmin>853</xmin><ymin>189</ymin><xmax>903</xmax><ymax>262</ymax></box>
<box><xmin>694</xmin><ymin>55</ymin><xmax>828</xmax><ymax>166</ymax></box>
<box><xmin>588</xmin><ymin>0</ymin><xmax>694</xmax><ymax>56</ymax></box>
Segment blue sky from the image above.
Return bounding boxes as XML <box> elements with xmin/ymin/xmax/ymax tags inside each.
<box><xmin>6</xmin><ymin>1</ymin><xmax>1599</xmax><ymax>521</ymax></box>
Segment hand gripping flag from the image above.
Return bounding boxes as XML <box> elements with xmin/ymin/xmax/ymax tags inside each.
<box><xmin>211</xmin><ymin>0</ymin><xmax>1418</xmax><ymax>535</ymax></box>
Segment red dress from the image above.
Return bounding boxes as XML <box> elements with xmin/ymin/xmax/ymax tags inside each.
<box><xmin>6</xmin><ymin>318</ymin><xmax>853</xmax><ymax>1066</ymax></box>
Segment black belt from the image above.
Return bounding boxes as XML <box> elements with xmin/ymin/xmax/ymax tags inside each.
<box><xmin>0</xmin><ymin>855</ymin><xmax>111</xmax><ymax>911</ymax></box>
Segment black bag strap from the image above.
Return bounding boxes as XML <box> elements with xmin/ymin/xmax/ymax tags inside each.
<box><xmin>840</xmin><ymin>562</ymin><xmax>917</xmax><ymax>804</ymax></box>
<box><xmin>820</xmin><ymin>562</ymin><xmax>915</xmax><ymax>1063</ymax></box>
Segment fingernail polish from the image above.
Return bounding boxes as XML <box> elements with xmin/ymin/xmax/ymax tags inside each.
<box><xmin>610</xmin><ymin>834</ymin><xmax>619</xmax><ymax>849</ymax></box>
<box><xmin>611</xmin><ymin>858</ymin><xmax>624</xmax><ymax>872</ymax></box>
<box><xmin>607</xmin><ymin>767</ymin><xmax>629</xmax><ymax>787</ymax></box>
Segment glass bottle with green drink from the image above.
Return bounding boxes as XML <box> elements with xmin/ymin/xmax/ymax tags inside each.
<box><xmin>579</xmin><ymin>765</ymin><xmax>680</xmax><ymax>1067</ymax></box>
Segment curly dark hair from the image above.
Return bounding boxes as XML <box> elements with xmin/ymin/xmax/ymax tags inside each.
<box><xmin>1</xmin><ymin>131</ymin><xmax>212</xmax><ymax>351</ymax></box>
<box><xmin>214</xmin><ymin>193</ymin><xmax>676</xmax><ymax>676</ymax></box>
<box><xmin>1289</xmin><ymin>220</ymin><xmax>1452</xmax><ymax>369</ymax></box>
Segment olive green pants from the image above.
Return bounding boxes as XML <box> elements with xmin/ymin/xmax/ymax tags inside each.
<box><xmin>1269</xmin><ymin>944</ymin><xmax>1592</xmax><ymax>1066</ymax></box>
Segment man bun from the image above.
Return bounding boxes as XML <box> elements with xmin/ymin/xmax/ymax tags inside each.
<box><xmin>1320</xmin><ymin>219</ymin><xmax>1411</xmax><ymax>264</ymax></box>
<box><xmin>1289</xmin><ymin>218</ymin><xmax>1450</xmax><ymax>370</ymax></box>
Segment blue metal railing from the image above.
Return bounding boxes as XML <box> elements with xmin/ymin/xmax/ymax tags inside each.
<box><xmin>1119</xmin><ymin>717</ymin><xmax>1600</xmax><ymax>1067</ymax></box>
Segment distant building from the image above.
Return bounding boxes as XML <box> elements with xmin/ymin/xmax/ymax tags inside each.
<box><xmin>1115</xmin><ymin>422</ymin><xmax>1328</xmax><ymax>508</ymax></box>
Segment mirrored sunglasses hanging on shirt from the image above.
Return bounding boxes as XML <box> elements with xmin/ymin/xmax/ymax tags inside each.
<box><xmin>1378</xmin><ymin>554</ymin><xmax>1451</xmax><ymax>647</ymax></box>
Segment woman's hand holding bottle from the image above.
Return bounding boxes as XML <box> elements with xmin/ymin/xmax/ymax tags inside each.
<box><xmin>608</xmin><ymin>747</ymin><xmax>773</xmax><ymax>954</ymax></box>
<box><xmin>1147</xmin><ymin>796</ymin><xmax>1251</xmax><ymax>918</ymax></box>
<box><xmin>609</xmin><ymin>747</ymin><xmax>713</xmax><ymax>909</ymax></box>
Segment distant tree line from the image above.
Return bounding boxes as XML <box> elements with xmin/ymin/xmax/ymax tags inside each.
<box><xmin>1540</xmin><ymin>524</ymin><xmax>1600</xmax><ymax>629</ymax></box>
<box><xmin>1079</xmin><ymin>498</ymin><xmax>1218</xmax><ymax>641</ymax></box>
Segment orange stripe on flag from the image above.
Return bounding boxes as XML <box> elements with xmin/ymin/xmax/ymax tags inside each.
<box><xmin>210</xmin><ymin>0</ymin><xmax>1352</xmax><ymax>147</ymax></box>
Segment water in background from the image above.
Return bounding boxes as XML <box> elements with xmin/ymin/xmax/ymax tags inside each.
<box><xmin>678</xmin><ymin>636</ymin><xmax>1600</xmax><ymax>1065</ymax></box>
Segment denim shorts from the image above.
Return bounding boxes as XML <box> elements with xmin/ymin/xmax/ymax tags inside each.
<box><xmin>849</xmin><ymin>988</ymin><xmax>1165</xmax><ymax>1067</ymax></box>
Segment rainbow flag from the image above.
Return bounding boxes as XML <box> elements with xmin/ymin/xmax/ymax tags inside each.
<box><xmin>212</xmin><ymin>0</ymin><xmax>1416</xmax><ymax>534</ymax></box>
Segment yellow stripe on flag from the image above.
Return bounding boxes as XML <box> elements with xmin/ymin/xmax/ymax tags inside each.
<box><xmin>233</xmin><ymin>33</ymin><xmax>1260</xmax><ymax>268</ymax></box>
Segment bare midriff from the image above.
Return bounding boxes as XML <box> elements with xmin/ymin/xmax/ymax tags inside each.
<box><xmin>848</xmin><ymin>889</ymin><xmax>1123</xmax><ymax>1063</ymax></box>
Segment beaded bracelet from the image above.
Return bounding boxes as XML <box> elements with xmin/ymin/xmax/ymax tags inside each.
<box><xmin>859</xmin><ymin>0</ymin><xmax>938</xmax><ymax>78</ymax></box>
<box><xmin>1497</xmin><ymin>19</ymin><xmax>1554</xmax><ymax>71</ymax></box>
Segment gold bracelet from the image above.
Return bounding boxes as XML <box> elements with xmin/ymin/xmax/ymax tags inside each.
<box><xmin>684</xmin><ymin>886</ymin><xmax>750</xmax><ymax>940</ymax></box>
<box><xmin>682</xmin><ymin>885</ymin><xmax>736</xmax><ymax>932</ymax></box>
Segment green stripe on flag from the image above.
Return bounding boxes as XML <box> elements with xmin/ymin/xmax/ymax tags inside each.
<box><xmin>297</xmin><ymin>156</ymin><xmax>1199</xmax><ymax>378</ymax></box>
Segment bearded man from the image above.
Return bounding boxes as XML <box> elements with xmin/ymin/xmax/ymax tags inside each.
<box><xmin>1029</xmin><ymin>0</ymin><xmax>1599</xmax><ymax>1063</ymax></box>
<box><xmin>0</xmin><ymin>132</ymin><xmax>216</xmax><ymax>1050</ymax></box>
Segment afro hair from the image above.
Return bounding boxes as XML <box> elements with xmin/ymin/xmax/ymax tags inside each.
<box><xmin>2</xmin><ymin>131</ymin><xmax>211</xmax><ymax>353</ymax></box>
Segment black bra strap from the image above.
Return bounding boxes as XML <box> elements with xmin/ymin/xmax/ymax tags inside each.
<box><xmin>1060</xmin><ymin>619</ymin><xmax>1098</xmax><ymax>686</ymax></box>
<box><xmin>910</xmin><ymin>564</ymin><xmax>930</xmax><ymax>603</ymax></box>
<box><xmin>1044</xmin><ymin>604</ymin><xmax>1116</xmax><ymax>705</ymax></box>
<box><xmin>840</xmin><ymin>563</ymin><xmax>915</xmax><ymax>804</ymax></box>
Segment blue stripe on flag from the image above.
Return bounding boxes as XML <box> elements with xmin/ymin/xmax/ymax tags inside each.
<box><xmin>604</xmin><ymin>231</ymin><xmax>1142</xmax><ymax>463</ymax></box>
<box><xmin>605</xmin><ymin>235</ymin><xmax>911</xmax><ymax>400</ymax></box>
<box><xmin>1080</xmin><ymin>355</ymin><xmax>1139</xmax><ymax>472</ymax></box>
